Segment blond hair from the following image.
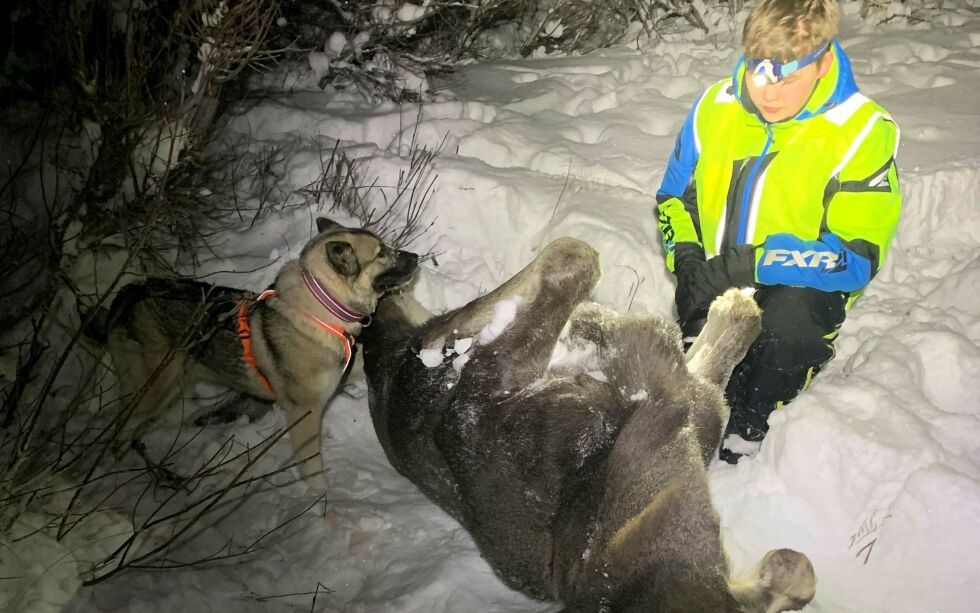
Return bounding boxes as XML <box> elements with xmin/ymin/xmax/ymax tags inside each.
<box><xmin>743</xmin><ymin>0</ymin><xmax>840</xmax><ymax>61</ymax></box>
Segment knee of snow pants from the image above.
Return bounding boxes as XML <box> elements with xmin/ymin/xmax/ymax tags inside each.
<box><xmin>723</xmin><ymin>285</ymin><xmax>848</xmax><ymax>442</ymax></box>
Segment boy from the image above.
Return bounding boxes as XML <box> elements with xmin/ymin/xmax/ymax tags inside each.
<box><xmin>655</xmin><ymin>0</ymin><xmax>901</xmax><ymax>462</ymax></box>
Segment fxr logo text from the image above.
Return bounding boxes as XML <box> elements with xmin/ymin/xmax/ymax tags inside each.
<box><xmin>761</xmin><ymin>249</ymin><xmax>839</xmax><ymax>270</ymax></box>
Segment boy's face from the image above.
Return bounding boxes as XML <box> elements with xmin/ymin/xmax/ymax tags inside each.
<box><xmin>744</xmin><ymin>50</ymin><xmax>834</xmax><ymax>123</ymax></box>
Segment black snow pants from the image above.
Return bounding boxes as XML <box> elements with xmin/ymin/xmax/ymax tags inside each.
<box><xmin>722</xmin><ymin>285</ymin><xmax>848</xmax><ymax>447</ymax></box>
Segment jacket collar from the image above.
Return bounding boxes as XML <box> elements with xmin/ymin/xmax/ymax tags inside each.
<box><xmin>731</xmin><ymin>39</ymin><xmax>859</xmax><ymax>125</ymax></box>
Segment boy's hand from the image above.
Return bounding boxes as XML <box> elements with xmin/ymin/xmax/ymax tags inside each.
<box><xmin>674</xmin><ymin>244</ymin><xmax>757</xmax><ymax>328</ymax></box>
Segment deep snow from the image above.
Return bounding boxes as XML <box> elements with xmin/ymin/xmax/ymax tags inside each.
<box><xmin>7</xmin><ymin>2</ymin><xmax>976</xmax><ymax>612</ymax></box>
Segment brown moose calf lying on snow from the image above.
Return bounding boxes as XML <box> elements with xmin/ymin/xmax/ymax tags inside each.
<box><xmin>360</xmin><ymin>237</ymin><xmax>815</xmax><ymax>612</ymax></box>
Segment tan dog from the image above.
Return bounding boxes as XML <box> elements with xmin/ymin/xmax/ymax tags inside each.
<box><xmin>86</xmin><ymin>217</ymin><xmax>418</xmax><ymax>489</ymax></box>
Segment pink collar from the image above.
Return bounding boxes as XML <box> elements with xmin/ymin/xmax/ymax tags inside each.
<box><xmin>301</xmin><ymin>269</ymin><xmax>367</xmax><ymax>324</ymax></box>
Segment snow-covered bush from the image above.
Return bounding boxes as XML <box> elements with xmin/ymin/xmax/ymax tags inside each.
<box><xmin>858</xmin><ymin>0</ymin><xmax>950</xmax><ymax>24</ymax></box>
<box><xmin>1</xmin><ymin>17</ymin><xmax>444</xmax><ymax>590</ymax></box>
<box><xmin>276</xmin><ymin>0</ymin><xmax>514</xmax><ymax>100</ymax></box>
<box><xmin>0</xmin><ymin>1</ymin><xmax>297</xmax><ymax>606</ymax></box>
<box><xmin>515</xmin><ymin>0</ymin><xmax>719</xmax><ymax>55</ymax></box>
<box><xmin>275</xmin><ymin>0</ymin><xmax>738</xmax><ymax>100</ymax></box>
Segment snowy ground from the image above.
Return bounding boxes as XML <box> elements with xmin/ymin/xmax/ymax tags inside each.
<box><xmin>43</xmin><ymin>3</ymin><xmax>980</xmax><ymax>612</ymax></box>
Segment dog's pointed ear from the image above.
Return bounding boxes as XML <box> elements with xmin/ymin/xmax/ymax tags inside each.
<box><xmin>316</xmin><ymin>217</ymin><xmax>341</xmax><ymax>234</ymax></box>
<box><xmin>326</xmin><ymin>241</ymin><xmax>360</xmax><ymax>277</ymax></box>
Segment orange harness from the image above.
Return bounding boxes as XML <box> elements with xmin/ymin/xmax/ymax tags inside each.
<box><xmin>236</xmin><ymin>290</ymin><xmax>354</xmax><ymax>395</ymax></box>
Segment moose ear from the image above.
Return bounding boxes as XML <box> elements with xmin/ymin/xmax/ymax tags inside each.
<box><xmin>316</xmin><ymin>217</ymin><xmax>341</xmax><ymax>234</ymax></box>
<box><xmin>326</xmin><ymin>241</ymin><xmax>360</xmax><ymax>277</ymax></box>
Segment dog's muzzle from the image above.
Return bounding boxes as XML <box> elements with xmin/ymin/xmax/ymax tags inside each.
<box><xmin>373</xmin><ymin>250</ymin><xmax>419</xmax><ymax>292</ymax></box>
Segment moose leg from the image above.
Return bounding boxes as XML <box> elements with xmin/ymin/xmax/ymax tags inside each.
<box><xmin>423</xmin><ymin>238</ymin><xmax>599</xmax><ymax>344</ymax></box>
<box><xmin>685</xmin><ymin>288</ymin><xmax>762</xmax><ymax>389</ymax></box>
<box><xmin>729</xmin><ymin>548</ymin><xmax>816</xmax><ymax>612</ymax></box>
<box><xmin>565</xmin><ymin>296</ymin><xmax>760</xmax><ymax>607</ymax></box>
<box><xmin>667</xmin><ymin>288</ymin><xmax>763</xmax><ymax>464</ymax></box>
<box><xmin>429</xmin><ymin>238</ymin><xmax>601</xmax><ymax>391</ymax></box>
<box><xmin>559</xmin><ymin>312</ymin><xmax>736</xmax><ymax>607</ymax></box>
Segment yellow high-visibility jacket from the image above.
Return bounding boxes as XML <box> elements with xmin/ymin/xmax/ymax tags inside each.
<box><xmin>656</xmin><ymin>40</ymin><xmax>902</xmax><ymax>297</ymax></box>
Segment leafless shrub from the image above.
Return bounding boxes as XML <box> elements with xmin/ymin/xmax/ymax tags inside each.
<box><xmin>0</xmin><ymin>0</ymin><xmax>287</xmax><ymax>287</ymax></box>
<box><xmin>147</xmin><ymin>133</ymin><xmax>298</xmax><ymax>271</ymax></box>
<box><xmin>78</xmin><ymin>410</ymin><xmax>322</xmax><ymax>584</ymax></box>
<box><xmin>276</xmin><ymin>0</ymin><xmax>488</xmax><ymax>101</ymax></box>
<box><xmin>519</xmin><ymin>0</ymin><xmax>711</xmax><ymax>55</ymax></box>
<box><xmin>0</xmin><ymin>262</ymin><xmax>325</xmax><ymax>600</ymax></box>
<box><xmin>860</xmin><ymin>0</ymin><xmax>944</xmax><ymax>24</ymax></box>
<box><xmin>188</xmin><ymin>0</ymin><xmax>288</xmax><ymax>88</ymax></box>
<box><xmin>295</xmin><ymin>113</ymin><xmax>439</xmax><ymax>252</ymax></box>
<box><xmin>0</xmin><ymin>0</ymin><xmax>310</xmax><ymax>602</ymax></box>
<box><xmin>275</xmin><ymin>1</ymin><xmax>731</xmax><ymax>101</ymax></box>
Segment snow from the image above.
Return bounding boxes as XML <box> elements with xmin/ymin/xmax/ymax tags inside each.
<box><xmin>31</xmin><ymin>2</ymin><xmax>980</xmax><ymax>612</ymax></box>
<box><xmin>453</xmin><ymin>337</ymin><xmax>474</xmax><ymax>356</ymax></box>
<box><xmin>478</xmin><ymin>297</ymin><xmax>521</xmax><ymax>344</ymax></box>
<box><xmin>396</xmin><ymin>3</ymin><xmax>428</xmax><ymax>23</ymax></box>
<box><xmin>327</xmin><ymin>32</ymin><xmax>348</xmax><ymax>57</ymax></box>
<box><xmin>419</xmin><ymin>345</ymin><xmax>446</xmax><ymax>368</ymax></box>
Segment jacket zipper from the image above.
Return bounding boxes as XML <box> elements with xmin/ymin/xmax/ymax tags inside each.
<box><xmin>735</xmin><ymin>124</ymin><xmax>774</xmax><ymax>245</ymax></box>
